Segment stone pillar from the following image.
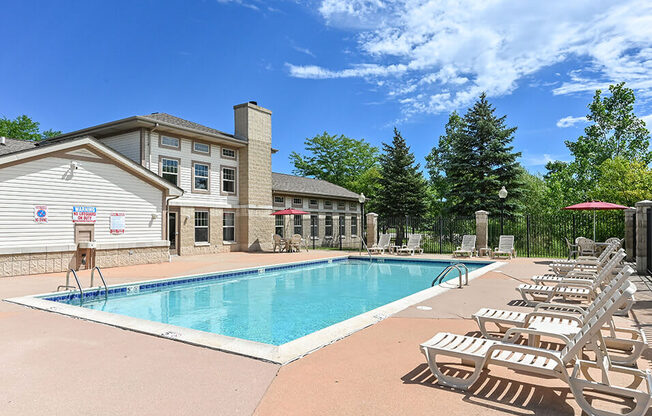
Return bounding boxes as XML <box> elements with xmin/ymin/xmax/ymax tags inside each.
<box><xmin>624</xmin><ymin>207</ymin><xmax>636</xmax><ymax>262</ymax></box>
<box><xmin>475</xmin><ymin>210</ymin><xmax>489</xmax><ymax>250</ymax></box>
<box><xmin>366</xmin><ymin>213</ymin><xmax>378</xmax><ymax>247</ymax></box>
<box><xmin>234</xmin><ymin>102</ymin><xmax>274</xmax><ymax>251</ymax></box>
<box><xmin>635</xmin><ymin>200</ymin><xmax>652</xmax><ymax>274</ymax></box>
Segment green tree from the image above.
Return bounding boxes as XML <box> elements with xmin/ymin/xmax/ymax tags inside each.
<box><xmin>591</xmin><ymin>157</ymin><xmax>652</xmax><ymax>206</ymax></box>
<box><xmin>290</xmin><ymin>132</ymin><xmax>379</xmax><ymax>206</ymax></box>
<box><xmin>545</xmin><ymin>82</ymin><xmax>651</xmax><ymax>205</ymax></box>
<box><xmin>0</xmin><ymin>115</ymin><xmax>61</xmax><ymax>141</ymax></box>
<box><xmin>427</xmin><ymin>93</ymin><xmax>523</xmax><ymax>216</ymax></box>
<box><xmin>518</xmin><ymin>168</ymin><xmax>550</xmax><ymax>214</ymax></box>
<box><xmin>376</xmin><ymin>128</ymin><xmax>427</xmax><ymax>219</ymax></box>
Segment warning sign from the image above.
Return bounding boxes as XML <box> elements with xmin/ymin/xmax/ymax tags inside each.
<box><xmin>110</xmin><ymin>213</ymin><xmax>125</xmax><ymax>234</ymax></box>
<box><xmin>72</xmin><ymin>206</ymin><xmax>96</xmax><ymax>223</ymax></box>
<box><xmin>34</xmin><ymin>206</ymin><xmax>48</xmax><ymax>223</ymax></box>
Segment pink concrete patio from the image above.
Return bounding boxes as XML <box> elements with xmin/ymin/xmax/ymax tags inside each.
<box><xmin>1</xmin><ymin>251</ymin><xmax>650</xmax><ymax>415</ymax></box>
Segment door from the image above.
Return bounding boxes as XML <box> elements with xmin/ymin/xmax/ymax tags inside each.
<box><xmin>168</xmin><ymin>212</ymin><xmax>179</xmax><ymax>255</ymax></box>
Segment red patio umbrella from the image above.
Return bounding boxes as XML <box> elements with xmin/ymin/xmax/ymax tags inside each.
<box><xmin>563</xmin><ymin>201</ymin><xmax>628</xmax><ymax>240</ymax></box>
<box><xmin>270</xmin><ymin>208</ymin><xmax>310</xmax><ymax>238</ymax></box>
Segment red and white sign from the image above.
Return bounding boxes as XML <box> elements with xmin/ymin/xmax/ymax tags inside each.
<box><xmin>110</xmin><ymin>213</ymin><xmax>125</xmax><ymax>235</ymax></box>
<box><xmin>34</xmin><ymin>205</ymin><xmax>48</xmax><ymax>223</ymax></box>
<box><xmin>72</xmin><ymin>206</ymin><xmax>96</xmax><ymax>223</ymax></box>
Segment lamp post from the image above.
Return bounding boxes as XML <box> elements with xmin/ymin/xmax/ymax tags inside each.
<box><xmin>358</xmin><ymin>193</ymin><xmax>366</xmax><ymax>254</ymax></box>
<box><xmin>498</xmin><ymin>186</ymin><xmax>508</xmax><ymax>235</ymax></box>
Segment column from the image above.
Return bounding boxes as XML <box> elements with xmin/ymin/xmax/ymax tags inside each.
<box><xmin>475</xmin><ymin>210</ymin><xmax>489</xmax><ymax>251</ymax></box>
<box><xmin>635</xmin><ymin>200</ymin><xmax>652</xmax><ymax>274</ymax></box>
<box><xmin>624</xmin><ymin>207</ymin><xmax>636</xmax><ymax>262</ymax></box>
<box><xmin>366</xmin><ymin>213</ymin><xmax>378</xmax><ymax>247</ymax></box>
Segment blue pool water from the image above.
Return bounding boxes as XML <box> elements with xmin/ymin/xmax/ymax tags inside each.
<box><xmin>63</xmin><ymin>259</ymin><xmax>489</xmax><ymax>345</ymax></box>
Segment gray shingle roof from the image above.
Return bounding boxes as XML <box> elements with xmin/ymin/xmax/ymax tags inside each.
<box><xmin>0</xmin><ymin>137</ymin><xmax>37</xmax><ymax>155</ymax></box>
<box><xmin>272</xmin><ymin>172</ymin><xmax>360</xmax><ymax>200</ymax></box>
<box><xmin>141</xmin><ymin>113</ymin><xmax>242</xmax><ymax>141</ymax></box>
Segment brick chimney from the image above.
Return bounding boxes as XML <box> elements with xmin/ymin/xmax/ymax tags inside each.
<box><xmin>233</xmin><ymin>101</ymin><xmax>273</xmax><ymax>251</ymax></box>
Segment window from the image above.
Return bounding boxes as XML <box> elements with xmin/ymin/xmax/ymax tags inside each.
<box><xmin>292</xmin><ymin>197</ymin><xmax>303</xmax><ymax>207</ymax></box>
<box><xmin>161</xmin><ymin>136</ymin><xmax>180</xmax><ymax>149</ymax></box>
<box><xmin>324</xmin><ymin>200</ymin><xmax>332</xmax><ymax>209</ymax></box>
<box><xmin>194</xmin><ymin>211</ymin><xmax>209</xmax><ymax>243</ymax></box>
<box><xmin>161</xmin><ymin>158</ymin><xmax>179</xmax><ymax>185</ymax></box>
<box><xmin>351</xmin><ymin>216</ymin><xmax>358</xmax><ymax>236</ymax></box>
<box><xmin>350</xmin><ymin>202</ymin><xmax>357</xmax><ymax>211</ymax></box>
<box><xmin>309</xmin><ymin>199</ymin><xmax>318</xmax><ymax>208</ymax></box>
<box><xmin>294</xmin><ymin>215</ymin><xmax>303</xmax><ymax>236</ymax></box>
<box><xmin>193</xmin><ymin>141</ymin><xmax>210</xmax><ymax>155</ymax></box>
<box><xmin>223</xmin><ymin>212</ymin><xmax>235</xmax><ymax>242</ymax></box>
<box><xmin>274</xmin><ymin>196</ymin><xmax>284</xmax><ymax>205</ymax></box>
<box><xmin>339</xmin><ymin>216</ymin><xmax>346</xmax><ymax>236</ymax></box>
<box><xmin>192</xmin><ymin>162</ymin><xmax>209</xmax><ymax>192</ymax></box>
<box><xmin>337</xmin><ymin>201</ymin><xmax>346</xmax><ymax>210</ymax></box>
<box><xmin>325</xmin><ymin>215</ymin><xmax>333</xmax><ymax>237</ymax></box>
<box><xmin>222</xmin><ymin>148</ymin><xmax>236</xmax><ymax>159</ymax></box>
<box><xmin>310</xmin><ymin>215</ymin><xmax>319</xmax><ymax>238</ymax></box>
<box><xmin>222</xmin><ymin>167</ymin><xmax>236</xmax><ymax>194</ymax></box>
<box><xmin>275</xmin><ymin>215</ymin><xmax>284</xmax><ymax>237</ymax></box>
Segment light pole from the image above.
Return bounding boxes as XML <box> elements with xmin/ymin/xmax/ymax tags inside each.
<box><xmin>358</xmin><ymin>193</ymin><xmax>366</xmax><ymax>254</ymax></box>
<box><xmin>498</xmin><ymin>186</ymin><xmax>508</xmax><ymax>235</ymax></box>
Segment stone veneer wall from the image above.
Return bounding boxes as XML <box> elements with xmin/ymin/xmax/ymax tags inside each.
<box><xmin>0</xmin><ymin>246</ymin><xmax>169</xmax><ymax>278</ymax></box>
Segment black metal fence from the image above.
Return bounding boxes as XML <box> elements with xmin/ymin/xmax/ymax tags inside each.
<box><xmin>378</xmin><ymin>211</ymin><xmax>625</xmax><ymax>258</ymax></box>
<box><xmin>378</xmin><ymin>216</ymin><xmax>475</xmax><ymax>254</ymax></box>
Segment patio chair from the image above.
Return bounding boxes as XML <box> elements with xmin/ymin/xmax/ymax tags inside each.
<box><xmin>516</xmin><ymin>254</ymin><xmax>618</xmax><ymax>306</ymax></box>
<box><xmin>606</xmin><ymin>237</ymin><xmax>624</xmax><ymax>247</ymax></box>
<box><xmin>396</xmin><ymin>234</ymin><xmax>423</xmax><ymax>256</ymax></box>
<box><xmin>565</xmin><ymin>237</ymin><xmax>578</xmax><ymax>259</ymax></box>
<box><xmin>576</xmin><ymin>237</ymin><xmax>596</xmax><ymax>256</ymax></box>
<box><xmin>492</xmin><ymin>235</ymin><xmax>515</xmax><ymax>259</ymax></box>
<box><xmin>536</xmin><ymin>243</ymin><xmax>619</xmax><ymax>283</ymax></box>
<box><xmin>369</xmin><ymin>234</ymin><xmax>391</xmax><ymax>255</ymax></box>
<box><xmin>453</xmin><ymin>235</ymin><xmax>476</xmax><ymax>257</ymax></box>
<box><xmin>289</xmin><ymin>234</ymin><xmax>302</xmax><ymax>252</ymax></box>
<box><xmin>474</xmin><ymin>258</ymin><xmax>647</xmax><ymax>366</ymax></box>
<box><xmin>272</xmin><ymin>234</ymin><xmax>284</xmax><ymax>252</ymax></box>
<box><xmin>421</xmin><ymin>279</ymin><xmax>652</xmax><ymax>416</ymax></box>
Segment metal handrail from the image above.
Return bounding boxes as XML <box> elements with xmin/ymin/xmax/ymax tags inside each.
<box><xmin>360</xmin><ymin>236</ymin><xmax>372</xmax><ymax>259</ymax></box>
<box><xmin>431</xmin><ymin>263</ymin><xmax>469</xmax><ymax>288</ymax></box>
<box><xmin>57</xmin><ymin>269</ymin><xmax>84</xmax><ymax>304</ymax></box>
<box><xmin>90</xmin><ymin>266</ymin><xmax>108</xmax><ymax>300</ymax></box>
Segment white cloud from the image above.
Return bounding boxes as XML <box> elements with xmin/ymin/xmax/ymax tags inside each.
<box><xmin>521</xmin><ymin>153</ymin><xmax>566</xmax><ymax>167</ymax></box>
<box><xmin>557</xmin><ymin>115</ymin><xmax>588</xmax><ymax>128</ymax></box>
<box><xmin>216</xmin><ymin>0</ymin><xmax>260</xmax><ymax>11</ymax></box>
<box><xmin>292</xmin><ymin>46</ymin><xmax>315</xmax><ymax>57</ymax></box>
<box><xmin>288</xmin><ymin>0</ymin><xmax>652</xmax><ymax>118</ymax></box>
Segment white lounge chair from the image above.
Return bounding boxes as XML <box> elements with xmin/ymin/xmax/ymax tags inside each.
<box><xmin>474</xmin><ymin>262</ymin><xmax>647</xmax><ymax>366</ymax></box>
<box><xmin>547</xmin><ymin>241</ymin><xmax>617</xmax><ymax>276</ymax></box>
<box><xmin>369</xmin><ymin>234</ymin><xmax>391</xmax><ymax>255</ymax></box>
<box><xmin>421</xmin><ymin>279</ymin><xmax>652</xmax><ymax>416</ymax></box>
<box><xmin>517</xmin><ymin>255</ymin><xmax>616</xmax><ymax>306</ymax></box>
<box><xmin>453</xmin><ymin>235</ymin><xmax>476</xmax><ymax>257</ymax></box>
<box><xmin>396</xmin><ymin>234</ymin><xmax>423</xmax><ymax>256</ymax></box>
<box><xmin>492</xmin><ymin>235</ymin><xmax>515</xmax><ymax>259</ymax></box>
<box><xmin>533</xmin><ymin>245</ymin><xmax>621</xmax><ymax>285</ymax></box>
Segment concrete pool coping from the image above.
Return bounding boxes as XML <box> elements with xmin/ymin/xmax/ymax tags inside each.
<box><xmin>6</xmin><ymin>256</ymin><xmax>503</xmax><ymax>364</ymax></box>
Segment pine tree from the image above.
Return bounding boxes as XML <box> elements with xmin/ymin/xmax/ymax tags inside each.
<box><xmin>428</xmin><ymin>93</ymin><xmax>523</xmax><ymax>217</ymax></box>
<box><xmin>377</xmin><ymin>128</ymin><xmax>427</xmax><ymax>219</ymax></box>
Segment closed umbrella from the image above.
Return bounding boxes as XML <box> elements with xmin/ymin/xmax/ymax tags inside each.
<box><xmin>563</xmin><ymin>201</ymin><xmax>627</xmax><ymax>241</ymax></box>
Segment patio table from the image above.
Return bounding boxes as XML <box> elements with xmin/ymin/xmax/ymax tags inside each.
<box><xmin>478</xmin><ymin>247</ymin><xmax>492</xmax><ymax>257</ymax></box>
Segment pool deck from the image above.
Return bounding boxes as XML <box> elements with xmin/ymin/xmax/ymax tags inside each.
<box><xmin>1</xmin><ymin>251</ymin><xmax>650</xmax><ymax>415</ymax></box>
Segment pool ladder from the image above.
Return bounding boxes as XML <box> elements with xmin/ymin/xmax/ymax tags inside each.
<box><xmin>431</xmin><ymin>263</ymin><xmax>469</xmax><ymax>288</ymax></box>
<box><xmin>56</xmin><ymin>266</ymin><xmax>108</xmax><ymax>305</ymax></box>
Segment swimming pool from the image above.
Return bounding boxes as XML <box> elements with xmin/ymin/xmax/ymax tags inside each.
<box><xmin>9</xmin><ymin>256</ymin><xmax>499</xmax><ymax>363</ymax></box>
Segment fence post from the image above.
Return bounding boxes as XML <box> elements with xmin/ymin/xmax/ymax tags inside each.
<box><xmin>526</xmin><ymin>214</ymin><xmax>531</xmax><ymax>258</ymax></box>
<box><xmin>475</xmin><ymin>210</ymin><xmax>489</xmax><ymax>253</ymax></box>
<box><xmin>624</xmin><ymin>208</ymin><xmax>636</xmax><ymax>262</ymax></box>
<box><xmin>366</xmin><ymin>213</ymin><xmax>378</xmax><ymax>248</ymax></box>
<box><xmin>572</xmin><ymin>213</ymin><xmax>576</xmax><ymax>242</ymax></box>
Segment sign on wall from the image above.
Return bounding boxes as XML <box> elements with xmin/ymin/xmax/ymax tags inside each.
<box><xmin>110</xmin><ymin>213</ymin><xmax>125</xmax><ymax>235</ymax></box>
<box><xmin>34</xmin><ymin>205</ymin><xmax>48</xmax><ymax>223</ymax></box>
<box><xmin>72</xmin><ymin>206</ymin><xmax>96</xmax><ymax>223</ymax></box>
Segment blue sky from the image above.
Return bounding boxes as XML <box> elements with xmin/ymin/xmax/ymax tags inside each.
<box><xmin>2</xmin><ymin>0</ymin><xmax>652</xmax><ymax>176</ymax></box>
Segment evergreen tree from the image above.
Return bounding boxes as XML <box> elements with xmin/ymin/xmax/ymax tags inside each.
<box><xmin>377</xmin><ymin>128</ymin><xmax>427</xmax><ymax>219</ymax></box>
<box><xmin>427</xmin><ymin>93</ymin><xmax>523</xmax><ymax>216</ymax></box>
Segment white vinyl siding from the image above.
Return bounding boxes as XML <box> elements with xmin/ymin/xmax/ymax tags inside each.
<box><xmin>0</xmin><ymin>150</ymin><xmax>164</xmax><ymax>249</ymax></box>
<box><xmin>101</xmin><ymin>131</ymin><xmax>141</xmax><ymax>163</ymax></box>
<box><xmin>149</xmin><ymin>132</ymin><xmax>238</xmax><ymax>207</ymax></box>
